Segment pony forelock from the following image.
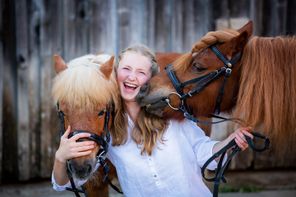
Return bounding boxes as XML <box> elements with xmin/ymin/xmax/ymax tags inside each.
<box><xmin>52</xmin><ymin>54</ymin><xmax>118</xmax><ymax>112</ymax></box>
<box><xmin>173</xmin><ymin>29</ymin><xmax>240</xmax><ymax>73</ymax></box>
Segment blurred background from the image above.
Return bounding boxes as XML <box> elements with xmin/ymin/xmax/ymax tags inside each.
<box><xmin>0</xmin><ymin>0</ymin><xmax>295</xmax><ymax>194</ymax></box>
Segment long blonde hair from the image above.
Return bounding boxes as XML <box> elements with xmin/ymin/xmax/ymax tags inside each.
<box><xmin>111</xmin><ymin>44</ymin><xmax>167</xmax><ymax>155</ymax></box>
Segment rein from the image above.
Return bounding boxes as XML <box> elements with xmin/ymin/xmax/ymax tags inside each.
<box><xmin>201</xmin><ymin>132</ymin><xmax>270</xmax><ymax>197</ymax></box>
<box><xmin>57</xmin><ymin>103</ymin><xmax>123</xmax><ymax>196</ymax></box>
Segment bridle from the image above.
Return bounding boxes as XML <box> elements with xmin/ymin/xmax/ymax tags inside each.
<box><xmin>57</xmin><ymin>103</ymin><xmax>123</xmax><ymax>196</ymax></box>
<box><xmin>163</xmin><ymin>45</ymin><xmax>242</xmax><ymax>124</ymax></box>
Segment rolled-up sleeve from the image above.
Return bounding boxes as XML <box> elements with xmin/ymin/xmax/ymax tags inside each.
<box><xmin>180</xmin><ymin>119</ymin><xmax>219</xmax><ymax>170</ymax></box>
<box><xmin>51</xmin><ymin>172</ymin><xmax>71</xmax><ymax>191</ymax></box>
<box><xmin>51</xmin><ymin>172</ymin><xmax>88</xmax><ymax>191</ymax></box>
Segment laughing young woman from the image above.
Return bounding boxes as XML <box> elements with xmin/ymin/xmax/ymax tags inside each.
<box><xmin>52</xmin><ymin>44</ymin><xmax>253</xmax><ymax>197</ymax></box>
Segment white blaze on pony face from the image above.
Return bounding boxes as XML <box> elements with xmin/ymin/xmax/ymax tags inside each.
<box><xmin>117</xmin><ymin>52</ymin><xmax>152</xmax><ymax>102</ymax></box>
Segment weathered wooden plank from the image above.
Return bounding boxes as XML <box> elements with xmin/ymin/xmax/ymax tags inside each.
<box><xmin>2</xmin><ymin>0</ymin><xmax>19</xmax><ymax>182</ymax></box>
<box><xmin>146</xmin><ymin>0</ymin><xmax>155</xmax><ymax>50</ymax></box>
<box><xmin>286</xmin><ymin>0</ymin><xmax>296</xmax><ymax>35</ymax></box>
<box><xmin>154</xmin><ymin>0</ymin><xmax>173</xmax><ymax>51</ymax></box>
<box><xmin>38</xmin><ymin>0</ymin><xmax>62</xmax><ymax>178</ymax></box>
<box><xmin>14</xmin><ymin>0</ymin><xmax>30</xmax><ymax>181</ymax></box>
<box><xmin>0</xmin><ymin>0</ymin><xmax>4</xmax><ymax>184</ymax></box>
<box><xmin>261</xmin><ymin>0</ymin><xmax>288</xmax><ymax>36</ymax></box>
<box><xmin>192</xmin><ymin>0</ymin><xmax>211</xmax><ymax>44</ymax></box>
<box><xmin>27</xmin><ymin>0</ymin><xmax>42</xmax><ymax>179</ymax></box>
<box><xmin>62</xmin><ymin>0</ymin><xmax>89</xmax><ymax>61</ymax></box>
<box><xmin>171</xmin><ymin>0</ymin><xmax>184</xmax><ymax>52</ymax></box>
<box><xmin>117</xmin><ymin>0</ymin><xmax>149</xmax><ymax>51</ymax></box>
<box><xmin>89</xmin><ymin>0</ymin><xmax>117</xmax><ymax>55</ymax></box>
<box><xmin>250</xmin><ymin>0</ymin><xmax>264</xmax><ymax>35</ymax></box>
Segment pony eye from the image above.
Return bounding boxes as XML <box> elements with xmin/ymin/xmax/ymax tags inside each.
<box><xmin>192</xmin><ymin>63</ymin><xmax>206</xmax><ymax>72</ymax></box>
<box><xmin>98</xmin><ymin>109</ymin><xmax>106</xmax><ymax>117</ymax></box>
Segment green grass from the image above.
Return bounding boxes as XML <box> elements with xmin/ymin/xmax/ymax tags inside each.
<box><xmin>219</xmin><ymin>185</ymin><xmax>262</xmax><ymax>193</ymax></box>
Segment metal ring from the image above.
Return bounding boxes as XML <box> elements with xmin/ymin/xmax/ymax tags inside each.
<box><xmin>165</xmin><ymin>92</ymin><xmax>183</xmax><ymax>111</ymax></box>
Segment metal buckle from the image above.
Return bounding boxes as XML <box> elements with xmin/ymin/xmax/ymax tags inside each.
<box><xmin>225</xmin><ymin>68</ymin><xmax>232</xmax><ymax>76</ymax></box>
<box><xmin>165</xmin><ymin>92</ymin><xmax>183</xmax><ymax>111</ymax></box>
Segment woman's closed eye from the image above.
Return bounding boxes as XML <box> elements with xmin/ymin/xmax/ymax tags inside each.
<box><xmin>122</xmin><ymin>67</ymin><xmax>130</xmax><ymax>70</ymax></box>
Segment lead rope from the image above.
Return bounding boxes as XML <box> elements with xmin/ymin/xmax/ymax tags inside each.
<box><xmin>98</xmin><ymin>153</ymin><xmax>123</xmax><ymax>194</ymax></box>
<box><xmin>201</xmin><ymin>132</ymin><xmax>270</xmax><ymax>197</ymax></box>
<box><xmin>66</xmin><ymin>160</ymin><xmax>87</xmax><ymax>197</ymax></box>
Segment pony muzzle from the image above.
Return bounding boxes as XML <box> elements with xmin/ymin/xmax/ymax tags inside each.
<box><xmin>67</xmin><ymin>159</ymin><xmax>95</xmax><ymax>180</ymax></box>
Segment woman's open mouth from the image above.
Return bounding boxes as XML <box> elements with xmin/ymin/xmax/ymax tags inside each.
<box><xmin>123</xmin><ymin>82</ymin><xmax>138</xmax><ymax>92</ymax></box>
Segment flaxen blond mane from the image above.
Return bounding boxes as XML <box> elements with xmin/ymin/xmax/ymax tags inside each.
<box><xmin>52</xmin><ymin>54</ymin><xmax>118</xmax><ymax>112</ymax></box>
<box><xmin>173</xmin><ymin>29</ymin><xmax>240</xmax><ymax>72</ymax></box>
<box><xmin>233</xmin><ymin>36</ymin><xmax>296</xmax><ymax>155</ymax></box>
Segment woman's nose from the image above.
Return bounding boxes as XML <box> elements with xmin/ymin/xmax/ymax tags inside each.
<box><xmin>127</xmin><ymin>72</ymin><xmax>136</xmax><ymax>80</ymax></box>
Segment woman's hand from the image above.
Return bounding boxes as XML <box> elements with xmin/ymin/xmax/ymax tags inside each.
<box><xmin>228</xmin><ymin>127</ymin><xmax>254</xmax><ymax>151</ymax></box>
<box><xmin>55</xmin><ymin>126</ymin><xmax>96</xmax><ymax>163</ymax></box>
<box><xmin>213</xmin><ymin>127</ymin><xmax>254</xmax><ymax>155</ymax></box>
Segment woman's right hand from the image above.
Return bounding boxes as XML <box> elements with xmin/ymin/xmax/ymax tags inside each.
<box><xmin>55</xmin><ymin>126</ymin><xmax>96</xmax><ymax>163</ymax></box>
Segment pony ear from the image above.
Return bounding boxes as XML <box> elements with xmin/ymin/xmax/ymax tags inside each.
<box><xmin>237</xmin><ymin>20</ymin><xmax>253</xmax><ymax>38</ymax></box>
<box><xmin>100</xmin><ymin>56</ymin><xmax>114</xmax><ymax>79</ymax></box>
<box><xmin>232</xmin><ymin>21</ymin><xmax>253</xmax><ymax>53</ymax></box>
<box><xmin>53</xmin><ymin>54</ymin><xmax>67</xmax><ymax>73</ymax></box>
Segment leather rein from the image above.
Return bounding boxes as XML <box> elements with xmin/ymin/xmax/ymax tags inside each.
<box><xmin>57</xmin><ymin>103</ymin><xmax>123</xmax><ymax>196</ymax></box>
<box><xmin>201</xmin><ymin>132</ymin><xmax>270</xmax><ymax>197</ymax></box>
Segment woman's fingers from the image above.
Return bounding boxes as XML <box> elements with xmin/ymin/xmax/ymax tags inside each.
<box><xmin>241</xmin><ymin>129</ymin><xmax>254</xmax><ymax>139</ymax></box>
<box><xmin>233</xmin><ymin>129</ymin><xmax>250</xmax><ymax>150</ymax></box>
<box><xmin>70</xmin><ymin>133</ymin><xmax>92</xmax><ymax>142</ymax></box>
<box><xmin>235</xmin><ymin>138</ymin><xmax>248</xmax><ymax>150</ymax></box>
<box><xmin>71</xmin><ymin>144</ymin><xmax>95</xmax><ymax>153</ymax></box>
<box><xmin>61</xmin><ymin>125</ymin><xmax>71</xmax><ymax>139</ymax></box>
<box><xmin>74</xmin><ymin>150</ymin><xmax>93</xmax><ymax>157</ymax></box>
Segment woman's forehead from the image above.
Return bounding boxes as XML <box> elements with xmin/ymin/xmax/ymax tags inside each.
<box><xmin>119</xmin><ymin>52</ymin><xmax>152</xmax><ymax>70</ymax></box>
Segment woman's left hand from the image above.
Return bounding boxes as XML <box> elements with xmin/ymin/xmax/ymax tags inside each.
<box><xmin>229</xmin><ymin>127</ymin><xmax>254</xmax><ymax>151</ymax></box>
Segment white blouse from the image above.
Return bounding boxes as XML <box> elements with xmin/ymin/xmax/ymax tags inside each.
<box><xmin>52</xmin><ymin>117</ymin><xmax>219</xmax><ymax>197</ymax></box>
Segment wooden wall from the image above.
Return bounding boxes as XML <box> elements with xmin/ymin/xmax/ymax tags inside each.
<box><xmin>0</xmin><ymin>0</ymin><xmax>295</xmax><ymax>183</ymax></box>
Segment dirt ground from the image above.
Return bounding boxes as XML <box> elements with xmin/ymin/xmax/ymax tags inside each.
<box><xmin>0</xmin><ymin>171</ymin><xmax>295</xmax><ymax>197</ymax></box>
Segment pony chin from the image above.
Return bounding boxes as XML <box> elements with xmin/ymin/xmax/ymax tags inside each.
<box><xmin>145</xmin><ymin>104</ymin><xmax>165</xmax><ymax>117</ymax></box>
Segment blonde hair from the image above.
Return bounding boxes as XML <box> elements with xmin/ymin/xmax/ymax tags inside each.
<box><xmin>111</xmin><ymin>44</ymin><xmax>167</xmax><ymax>155</ymax></box>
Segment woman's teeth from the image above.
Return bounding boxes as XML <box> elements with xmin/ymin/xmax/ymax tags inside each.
<box><xmin>124</xmin><ymin>82</ymin><xmax>137</xmax><ymax>90</ymax></box>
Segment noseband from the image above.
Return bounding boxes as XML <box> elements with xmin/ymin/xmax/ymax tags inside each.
<box><xmin>164</xmin><ymin>45</ymin><xmax>242</xmax><ymax>124</ymax></box>
<box><xmin>56</xmin><ymin>103</ymin><xmax>122</xmax><ymax>196</ymax></box>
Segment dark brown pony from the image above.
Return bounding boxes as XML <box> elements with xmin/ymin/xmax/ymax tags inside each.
<box><xmin>137</xmin><ymin>21</ymin><xmax>296</xmax><ymax>161</ymax></box>
<box><xmin>52</xmin><ymin>54</ymin><xmax>119</xmax><ymax>197</ymax></box>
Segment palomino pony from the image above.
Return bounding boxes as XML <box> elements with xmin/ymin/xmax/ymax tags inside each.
<box><xmin>137</xmin><ymin>21</ymin><xmax>296</xmax><ymax>162</ymax></box>
<box><xmin>51</xmin><ymin>50</ymin><xmax>185</xmax><ymax>196</ymax></box>
<box><xmin>52</xmin><ymin>54</ymin><xmax>119</xmax><ymax>197</ymax></box>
